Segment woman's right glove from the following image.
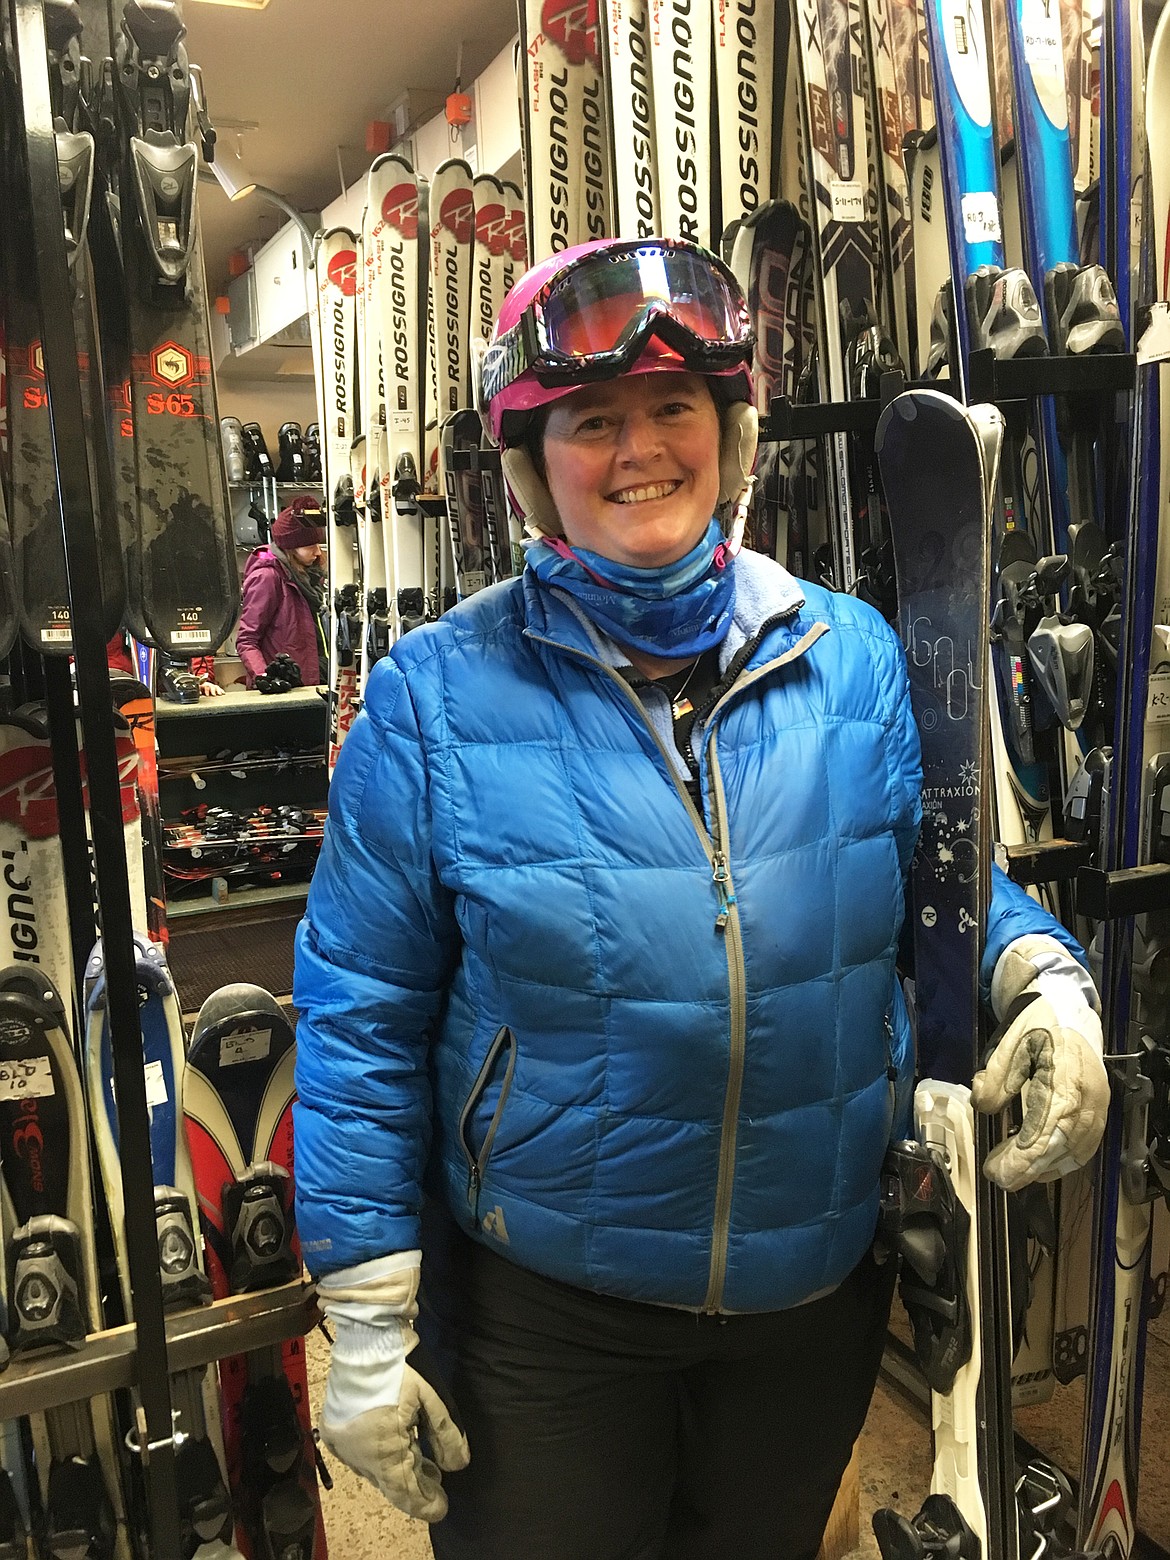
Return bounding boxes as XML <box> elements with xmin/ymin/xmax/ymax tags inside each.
<box><xmin>317</xmin><ymin>1251</ymin><xmax>470</xmax><ymax>1522</ymax></box>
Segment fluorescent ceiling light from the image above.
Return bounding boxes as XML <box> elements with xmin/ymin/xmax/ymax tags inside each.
<box><xmin>191</xmin><ymin>0</ymin><xmax>272</xmax><ymax>9</ymax></box>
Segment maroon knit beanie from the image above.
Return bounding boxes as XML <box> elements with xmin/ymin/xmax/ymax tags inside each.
<box><xmin>272</xmin><ymin>494</ymin><xmax>325</xmax><ymax>551</ymax></box>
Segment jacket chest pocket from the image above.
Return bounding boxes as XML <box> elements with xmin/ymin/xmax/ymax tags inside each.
<box><xmin>458</xmin><ymin>1026</ymin><xmax>517</xmax><ymax>1217</ymax></box>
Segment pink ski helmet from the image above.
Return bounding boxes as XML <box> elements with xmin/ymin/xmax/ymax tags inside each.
<box><xmin>481</xmin><ymin>237</ymin><xmax>755</xmax><ymax>449</ymax></box>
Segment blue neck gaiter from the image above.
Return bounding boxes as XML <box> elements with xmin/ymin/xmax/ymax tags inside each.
<box><xmin>525</xmin><ymin>519</ymin><xmax>736</xmax><ymax>659</ymax></box>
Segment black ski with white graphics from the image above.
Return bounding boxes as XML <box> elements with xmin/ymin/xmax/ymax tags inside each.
<box><xmin>0</xmin><ymin>0</ymin><xmax>118</xmax><ymax>655</ymax></box>
<box><xmin>107</xmin><ymin>0</ymin><xmax>238</xmax><ymax>657</ymax></box>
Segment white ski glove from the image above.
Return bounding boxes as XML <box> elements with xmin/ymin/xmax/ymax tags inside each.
<box><xmin>971</xmin><ymin>934</ymin><xmax>1109</xmax><ymax>1191</ymax></box>
<box><xmin>317</xmin><ymin>1251</ymin><xmax>469</xmax><ymax>1522</ymax></box>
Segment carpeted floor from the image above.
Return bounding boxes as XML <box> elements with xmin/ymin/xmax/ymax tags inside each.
<box><xmin>167</xmin><ymin>907</ymin><xmax>301</xmax><ymax>1013</ymax></box>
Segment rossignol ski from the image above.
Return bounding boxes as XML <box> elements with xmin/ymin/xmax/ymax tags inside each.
<box><xmin>310</xmin><ymin>227</ymin><xmax>360</xmax><ymax>770</ymax></box>
<box><xmin>367</xmin><ymin>156</ymin><xmax>428</xmax><ymax>639</ymax></box>
<box><xmin>428</xmin><ymin>157</ymin><xmax>475</xmax><ymax>617</ymax></box>
<box><xmin>518</xmin><ymin>0</ymin><xmax>612</xmax><ymax>256</ymax></box>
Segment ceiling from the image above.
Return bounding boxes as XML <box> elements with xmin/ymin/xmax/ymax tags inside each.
<box><xmin>184</xmin><ymin>0</ymin><xmax>520</xmax><ymax>294</ymax></box>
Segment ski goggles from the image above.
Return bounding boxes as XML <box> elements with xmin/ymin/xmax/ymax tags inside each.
<box><xmin>481</xmin><ymin>241</ymin><xmax>754</xmax><ymax>406</ymax></box>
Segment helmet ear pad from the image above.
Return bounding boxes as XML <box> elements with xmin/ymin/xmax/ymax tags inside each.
<box><xmin>502</xmin><ymin>400</ymin><xmax>760</xmax><ymax>540</ymax></box>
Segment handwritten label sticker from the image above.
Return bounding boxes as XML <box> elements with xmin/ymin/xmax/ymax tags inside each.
<box><xmin>1148</xmin><ymin>672</ymin><xmax>1170</xmax><ymax>721</ymax></box>
<box><xmin>0</xmin><ymin>1055</ymin><xmax>55</xmax><ymax>1102</ymax></box>
<box><xmin>830</xmin><ymin>181</ymin><xmax>866</xmax><ymax>223</ymax></box>
<box><xmin>961</xmin><ymin>194</ymin><xmax>1002</xmax><ymax>244</ymax></box>
<box><xmin>221</xmin><ymin>1027</ymin><xmax>272</xmax><ymax>1068</ymax></box>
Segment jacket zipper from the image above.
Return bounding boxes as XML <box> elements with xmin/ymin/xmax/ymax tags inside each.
<box><xmin>458</xmin><ymin>1026</ymin><xmax>517</xmax><ymax>1219</ymax></box>
<box><xmin>526</xmin><ymin>618</ymin><xmax>829</xmax><ymax>1312</ymax></box>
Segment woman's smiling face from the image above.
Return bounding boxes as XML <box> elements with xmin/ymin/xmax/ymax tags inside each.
<box><xmin>540</xmin><ymin>371</ymin><xmax>721</xmax><ymax>569</ymax></box>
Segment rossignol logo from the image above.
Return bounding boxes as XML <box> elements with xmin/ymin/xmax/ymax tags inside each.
<box><xmin>664</xmin><ymin>0</ymin><xmax>701</xmax><ymax>240</ymax></box>
<box><xmin>328</xmin><ymin>250</ymin><xmax>355</xmax><ymax>433</ymax></box>
<box><xmin>547</xmin><ymin>71</ymin><xmax>606</xmax><ymax>249</ymax></box>
<box><xmin>0</xmin><ymin>747</ymin><xmax>58</xmax><ymax>840</ymax></box>
<box><xmin>2</xmin><ymin>841</ymin><xmax>38</xmax><ymax>966</ymax></box>
<box><xmin>388</xmin><ymin>245</ymin><xmax>411</xmax><ymax>402</ymax></box>
<box><xmin>327</xmin><ymin>249</ymin><xmax>359</xmax><ymax>298</ymax></box>
<box><xmin>542</xmin><ymin>0</ymin><xmax>601</xmax><ymax>66</ymax></box>
<box><xmin>382</xmin><ymin>183</ymin><xmax>419</xmax><ymax>240</ymax></box>
<box><xmin>440</xmin><ymin>187</ymin><xmax>475</xmax><ymax>245</ymax></box>
<box><xmin>718</xmin><ymin>0</ymin><xmax>764</xmax><ymax>215</ymax></box>
<box><xmin>623</xmin><ymin>4</ymin><xmax>657</xmax><ymax>235</ymax></box>
<box><xmin>443</xmin><ymin>245</ymin><xmax>466</xmax><ymax>408</ymax></box>
<box><xmin>475</xmin><ymin>203</ymin><xmax>510</xmax><ymax>257</ymax></box>
<box><xmin>475</xmin><ymin>203</ymin><xmax>508</xmax><ymax>343</ymax></box>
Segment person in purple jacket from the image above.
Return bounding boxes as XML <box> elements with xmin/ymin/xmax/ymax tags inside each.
<box><xmin>236</xmin><ymin>495</ymin><xmax>328</xmax><ymax>689</ymax></box>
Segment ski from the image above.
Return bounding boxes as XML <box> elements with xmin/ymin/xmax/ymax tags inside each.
<box><xmin>0</xmin><ymin>965</ymin><xmax>133</xmax><ymax>1559</ymax></box>
<box><xmin>788</xmin><ymin>0</ymin><xmax>891</xmax><ymax>596</ymax></box>
<box><xmin>310</xmin><ymin>227</ymin><xmax>360</xmax><ymax>770</ymax></box>
<box><xmin>712</xmin><ymin>0</ymin><xmax>775</xmax><ymax>239</ymax></box>
<box><xmin>0</xmin><ymin>0</ymin><xmax>116</xmax><ymax>656</ymax></box>
<box><xmin>1072</xmin><ymin>0</ymin><xmax>1166</xmax><ymax>1545</ymax></box>
<box><xmin>518</xmin><ymin>0</ymin><xmax>612</xmax><ymax>256</ymax></box>
<box><xmin>871</xmin><ymin>389</ymin><xmax>1025</xmax><ymax>1559</ymax></box>
<box><xmin>599</xmin><ymin>0</ymin><xmax>660</xmax><ymax>238</ymax></box>
<box><xmin>184</xmin><ymin>984</ymin><xmax>325</xmax><ymax>1560</ymax></box>
<box><xmin>426</xmin><ymin>157</ymin><xmax>475</xmax><ymax>621</ymax></box>
<box><xmin>108</xmin><ymin>0</ymin><xmax>239</xmax><ymax>657</ymax></box>
<box><xmin>356</xmin><ymin>207</ymin><xmax>388</xmax><ymax>696</ymax></box>
<box><xmin>84</xmin><ymin>932</ymin><xmax>240</xmax><ymax>1560</ymax></box>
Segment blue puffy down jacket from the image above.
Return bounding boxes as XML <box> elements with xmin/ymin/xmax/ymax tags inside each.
<box><xmin>292</xmin><ymin>549</ymin><xmax>1082</xmax><ymax>1313</ymax></box>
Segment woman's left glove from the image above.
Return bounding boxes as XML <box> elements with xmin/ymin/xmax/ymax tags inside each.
<box><xmin>317</xmin><ymin>1251</ymin><xmax>469</xmax><ymax>1522</ymax></box>
<box><xmin>971</xmin><ymin>934</ymin><xmax>1109</xmax><ymax>1190</ymax></box>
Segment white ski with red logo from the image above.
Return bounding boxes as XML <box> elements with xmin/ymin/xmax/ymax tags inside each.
<box><xmin>519</xmin><ymin>0</ymin><xmax>613</xmax><ymax>259</ymax></box>
<box><xmin>358</xmin><ymin>207</ymin><xmax>391</xmax><ymax>698</ymax></box>
<box><xmin>711</xmin><ymin>0</ymin><xmax>775</xmax><ymax>237</ymax></box>
<box><xmin>368</xmin><ymin>154</ymin><xmax>428</xmax><ymax>639</ymax></box>
<box><xmin>428</xmin><ymin>159</ymin><xmax>476</xmax><ymax>615</ymax></box>
<box><xmin>311</xmin><ymin>227</ymin><xmax>360</xmax><ymax>768</ymax></box>
<box><xmin>648</xmin><ymin>0</ymin><xmax>713</xmax><ymax>245</ymax></box>
<box><xmin>599</xmin><ymin>0</ymin><xmax>661</xmax><ymax>237</ymax></box>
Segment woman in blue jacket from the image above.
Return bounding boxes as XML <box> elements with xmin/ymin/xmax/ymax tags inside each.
<box><xmin>292</xmin><ymin>239</ymin><xmax>1108</xmax><ymax>1560</ymax></box>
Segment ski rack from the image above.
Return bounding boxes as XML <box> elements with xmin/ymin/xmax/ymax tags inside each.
<box><xmin>759</xmin><ymin>351</ymin><xmax>1135</xmax><ymax>445</ymax></box>
<box><xmin>0</xmin><ymin>1282</ymin><xmax>316</xmax><ymax>1422</ymax></box>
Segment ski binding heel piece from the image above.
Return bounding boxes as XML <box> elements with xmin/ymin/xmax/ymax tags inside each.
<box><xmin>872</xmin><ymin>1492</ymin><xmax>980</xmax><ymax>1558</ymax></box>
<box><xmin>154</xmin><ymin>1187</ymin><xmax>211</xmax><ymax>1309</ymax></box>
<box><xmin>44</xmin><ymin>1453</ymin><xmax>116</xmax><ymax>1560</ymax></box>
<box><xmin>879</xmin><ymin>1140</ymin><xmax>972</xmax><ymax>1393</ymax></box>
<box><xmin>225</xmin><ymin>1162</ymin><xmax>298</xmax><ymax>1293</ymax></box>
<box><xmin>10</xmin><ymin>1214</ymin><xmax>85</xmax><ymax>1351</ymax></box>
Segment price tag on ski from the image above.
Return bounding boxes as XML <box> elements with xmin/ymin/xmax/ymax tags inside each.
<box><xmin>1146</xmin><ymin>672</ymin><xmax>1170</xmax><ymax>721</ymax></box>
<box><xmin>144</xmin><ymin>1058</ymin><xmax>168</xmax><ymax>1108</ymax></box>
<box><xmin>0</xmin><ymin>1053</ymin><xmax>54</xmax><ymax>1101</ymax></box>
<box><xmin>829</xmin><ymin>181</ymin><xmax>866</xmax><ymax>223</ymax></box>
<box><xmin>961</xmin><ymin>193</ymin><xmax>1002</xmax><ymax>244</ymax></box>
<box><xmin>220</xmin><ymin>1027</ymin><xmax>272</xmax><ymax>1067</ymax></box>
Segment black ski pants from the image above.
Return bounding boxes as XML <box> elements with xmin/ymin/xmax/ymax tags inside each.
<box><xmin>419</xmin><ymin>1206</ymin><xmax>897</xmax><ymax>1560</ymax></box>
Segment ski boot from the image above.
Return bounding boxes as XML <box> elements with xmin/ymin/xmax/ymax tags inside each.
<box><xmin>276</xmin><ymin>421</ymin><xmax>305</xmax><ymax>483</ymax></box>
<box><xmin>242</xmin><ymin>422</ymin><xmax>274</xmax><ymax>483</ymax></box>
<box><xmin>303</xmin><ymin>422</ymin><xmax>322</xmax><ymax>480</ymax></box>
<box><xmin>221</xmin><ymin>416</ymin><xmax>246</xmax><ymax>484</ymax></box>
